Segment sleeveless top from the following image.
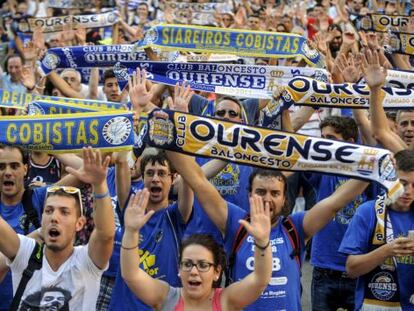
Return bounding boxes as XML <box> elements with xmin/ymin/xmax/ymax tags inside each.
<box><xmin>161</xmin><ymin>287</ymin><xmax>223</xmax><ymax>311</ymax></box>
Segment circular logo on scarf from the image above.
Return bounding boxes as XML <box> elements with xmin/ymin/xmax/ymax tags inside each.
<box><xmin>360</xmin><ymin>16</ymin><xmax>373</xmax><ymax>30</ymax></box>
<box><xmin>368</xmin><ymin>271</ymin><xmax>398</xmax><ymax>301</ymax></box>
<box><xmin>102</xmin><ymin>116</ymin><xmax>132</xmax><ymax>145</ymax></box>
<box><xmin>28</xmin><ymin>103</ymin><xmax>45</xmax><ymax>115</ymax></box>
<box><xmin>301</xmin><ymin>41</ymin><xmax>318</xmax><ymax>60</ymax></box>
<box><xmin>107</xmin><ymin>12</ymin><xmax>118</xmax><ymax>24</ymax></box>
<box><xmin>113</xmin><ymin>62</ymin><xmax>129</xmax><ymax>81</ymax></box>
<box><xmin>378</xmin><ymin>154</ymin><xmax>397</xmax><ymax>181</ymax></box>
<box><xmin>42</xmin><ymin>53</ymin><xmax>60</xmax><ymax>70</ymax></box>
<box><xmin>143</xmin><ymin>28</ymin><xmax>159</xmax><ymax>45</ymax></box>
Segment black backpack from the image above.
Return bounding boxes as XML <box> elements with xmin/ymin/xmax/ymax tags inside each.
<box><xmin>225</xmin><ymin>215</ymin><xmax>302</xmax><ymax>286</ymax></box>
<box><xmin>21</xmin><ymin>188</ymin><xmax>41</xmax><ymax>235</ymax></box>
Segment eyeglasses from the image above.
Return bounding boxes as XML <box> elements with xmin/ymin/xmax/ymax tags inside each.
<box><xmin>46</xmin><ymin>186</ymin><xmax>83</xmax><ymax>216</ymax></box>
<box><xmin>215</xmin><ymin>109</ymin><xmax>240</xmax><ymax>118</ymax></box>
<box><xmin>180</xmin><ymin>260</ymin><xmax>215</xmax><ymax>272</ymax></box>
<box><xmin>144</xmin><ymin>170</ymin><xmax>171</xmax><ymax>179</ymax></box>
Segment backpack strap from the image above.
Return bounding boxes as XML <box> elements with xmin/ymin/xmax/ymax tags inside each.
<box><xmin>282</xmin><ymin>217</ymin><xmax>302</xmax><ymax>269</ymax></box>
<box><xmin>9</xmin><ymin>242</ymin><xmax>43</xmax><ymax>311</ymax></box>
<box><xmin>225</xmin><ymin>215</ymin><xmax>250</xmax><ymax>286</ymax></box>
<box><xmin>21</xmin><ymin>188</ymin><xmax>40</xmax><ymax>235</ymax></box>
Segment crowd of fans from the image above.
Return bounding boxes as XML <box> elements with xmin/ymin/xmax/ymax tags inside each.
<box><xmin>0</xmin><ymin>0</ymin><xmax>413</xmax><ymax>310</ymax></box>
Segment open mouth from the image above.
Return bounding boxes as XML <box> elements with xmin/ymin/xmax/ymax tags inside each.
<box><xmin>3</xmin><ymin>181</ymin><xmax>14</xmax><ymax>187</ymax></box>
<box><xmin>48</xmin><ymin>228</ymin><xmax>61</xmax><ymax>239</ymax></box>
<box><xmin>150</xmin><ymin>186</ymin><xmax>162</xmax><ymax>195</ymax></box>
<box><xmin>188</xmin><ymin>281</ymin><xmax>201</xmax><ymax>287</ymax></box>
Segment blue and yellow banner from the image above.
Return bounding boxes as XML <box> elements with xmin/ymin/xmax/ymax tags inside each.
<box><xmin>282</xmin><ymin>77</ymin><xmax>414</xmax><ymax>109</ymax></box>
<box><xmin>28</xmin><ymin>100</ymin><xmax>104</xmax><ymax>115</ymax></box>
<box><xmin>135</xmin><ymin>24</ymin><xmax>324</xmax><ymax>67</ymax></box>
<box><xmin>114</xmin><ymin>61</ymin><xmax>329</xmax><ymax>98</ymax></box>
<box><xmin>0</xmin><ymin>89</ymin><xmax>127</xmax><ymax>110</ymax></box>
<box><xmin>140</xmin><ymin>110</ymin><xmax>403</xmax><ymax>198</ymax></box>
<box><xmin>0</xmin><ymin>111</ymin><xmax>134</xmax><ymax>153</ymax></box>
<box><xmin>360</xmin><ymin>13</ymin><xmax>412</xmax><ymax>32</ymax></box>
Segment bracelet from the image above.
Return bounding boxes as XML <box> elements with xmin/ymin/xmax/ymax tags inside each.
<box><xmin>254</xmin><ymin>240</ymin><xmax>270</xmax><ymax>251</ymax></box>
<box><xmin>93</xmin><ymin>190</ymin><xmax>110</xmax><ymax>199</ymax></box>
<box><xmin>121</xmin><ymin>244</ymin><xmax>138</xmax><ymax>250</ymax></box>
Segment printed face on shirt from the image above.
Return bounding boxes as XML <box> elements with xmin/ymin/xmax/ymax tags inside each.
<box><xmin>103</xmin><ymin>77</ymin><xmax>121</xmax><ymax>102</ymax></box>
<box><xmin>250</xmin><ymin>175</ymin><xmax>286</xmax><ymax>223</ymax></box>
<box><xmin>394</xmin><ymin>170</ymin><xmax>414</xmax><ymax>211</ymax></box>
<box><xmin>0</xmin><ymin>147</ymin><xmax>27</xmax><ymax>202</ymax></box>
<box><xmin>42</xmin><ymin>195</ymin><xmax>85</xmax><ymax>252</ymax></box>
<box><xmin>40</xmin><ymin>290</ymin><xmax>65</xmax><ymax>310</ymax></box>
<box><xmin>7</xmin><ymin>56</ymin><xmax>23</xmax><ymax>82</ymax></box>
<box><xmin>179</xmin><ymin>244</ymin><xmax>221</xmax><ymax>301</ymax></box>
<box><xmin>143</xmin><ymin>161</ymin><xmax>173</xmax><ymax>207</ymax></box>
<box><xmin>397</xmin><ymin>111</ymin><xmax>414</xmax><ymax>147</ymax></box>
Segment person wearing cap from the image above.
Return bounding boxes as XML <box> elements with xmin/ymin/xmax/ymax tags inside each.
<box><xmin>0</xmin><ymin>147</ymin><xmax>115</xmax><ymax>310</ymax></box>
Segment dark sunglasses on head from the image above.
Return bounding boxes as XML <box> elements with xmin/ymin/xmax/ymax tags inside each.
<box><xmin>215</xmin><ymin>109</ymin><xmax>240</xmax><ymax>118</ymax></box>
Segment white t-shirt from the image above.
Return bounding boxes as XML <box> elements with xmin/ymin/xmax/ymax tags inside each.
<box><xmin>7</xmin><ymin>235</ymin><xmax>106</xmax><ymax>311</ymax></box>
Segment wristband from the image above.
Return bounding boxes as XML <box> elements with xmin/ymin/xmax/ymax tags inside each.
<box><xmin>94</xmin><ymin>190</ymin><xmax>110</xmax><ymax>199</ymax></box>
<box><xmin>254</xmin><ymin>240</ymin><xmax>270</xmax><ymax>251</ymax></box>
<box><xmin>121</xmin><ymin>244</ymin><xmax>138</xmax><ymax>250</ymax></box>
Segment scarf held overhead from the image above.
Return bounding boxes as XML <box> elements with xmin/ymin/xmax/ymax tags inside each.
<box><xmin>134</xmin><ymin>24</ymin><xmax>324</xmax><ymax>67</ymax></box>
<box><xmin>0</xmin><ymin>111</ymin><xmax>134</xmax><ymax>153</ymax></box>
<box><xmin>114</xmin><ymin>61</ymin><xmax>330</xmax><ymax>98</ymax></box>
<box><xmin>141</xmin><ymin>110</ymin><xmax>403</xmax><ymax>199</ymax></box>
<box><xmin>0</xmin><ymin>89</ymin><xmax>125</xmax><ymax>110</ymax></box>
<box><xmin>281</xmin><ymin>77</ymin><xmax>414</xmax><ymax>109</ymax></box>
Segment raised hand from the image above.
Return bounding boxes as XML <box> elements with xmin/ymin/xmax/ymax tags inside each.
<box><xmin>21</xmin><ymin>41</ymin><xmax>38</xmax><ymax>63</ymax></box>
<box><xmin>32</xmin><ymin>26</ymin><xmax>46</xmax><ymax>50</ymax></box>
<box><xmin>335</xmin><ymin>53</ymin><xmax>360</xmax><ymax>83</ymax></box>
<box><xmin>21</xmin><ymin>65</ymin><xmax>36</xmax><ymax>89</ymax></box>
<box><xmin>313</xmin><ymin>32</ymin><xmax>328</xmax><ymax>56</ymax></box>
<box><xmin>66</xmin><ymin>147</ymin><xmax>110</xmax><ymax>187</ymax></box>
<box><xmin>124</xmin><ymin>189</ymin><xmax>153</xmax><ymax>231</ymax></box>
<box><xmin>75</xmin><ymin>27</ymin><xmax>86</xmax><ymax>46</ymax></box>
<box><xmin>129</xmin><ymin>69</ymin><xmax>153</xmax><ymax>111</ymax></box>
<box><xmin>167</xmin><ymin>82</ymin><xmax>194</xmax><ymax>112</ymax></box>
<box><xmin>239</xmin><ymin>195</ymin><xmax>271</xmax><ymax>246</ymax></box>
<box><xmin>360</xmin><ymin>49</ymin><xmax>387</xmax><ymax>89</ymax></box>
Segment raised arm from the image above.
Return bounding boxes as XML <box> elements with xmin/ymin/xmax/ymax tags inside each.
<box><xmin>346</xmin><ymin>237</ymin><xmax>414</xmax><ymax>278</ymax></box>
<box><xmin>167</xmin><ymin>151</ymin><xmax>228</xmax><ymax>234</ymax></box>
<box><xmin>120</xmin><ymin>189</ymin><xmax>170</xmax><ymax>308</ymax></box>
<box><xmin>222</xmin><ymin>195</ymin><xmax>272</xmax><ymax>309</ymax></box>
<box><xmin>0</xmin><ymin>216</ymin><xmax>19</xmax><ymax>261</ymax></box>
<box><xmin>114</xmin><ymin>150</ymin><xmax>132</xmax><ymax>211</ymax></box>
<box><xmin>303</xmin><ymin>179</ymin><xmax>369</xmax><ymax>240</ymax></box>
<box><xmin>362</xmin><ymin>49</ymin><xmax>406</xmax><ymax>153</ymax></box>
<box><xmin>66</xmin><ymin>147</ymin><xmax>115</xmax><ymax>269</ymax></box>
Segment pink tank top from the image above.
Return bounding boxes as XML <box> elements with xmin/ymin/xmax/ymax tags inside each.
<box><xmin>173</xmin><ymin>288</ymin><xmax>223</xmax><ymax>311</ymax></box>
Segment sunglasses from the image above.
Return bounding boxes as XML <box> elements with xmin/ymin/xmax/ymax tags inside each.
<box><xmin>215</xmin><ymin>109</ymin><xmax>240</xmax><ymax>118</ymax></box>
<box><xmin>47</xmin><ymin>186</ymin><xmax>83</xmax><ymax>216</ymax></box>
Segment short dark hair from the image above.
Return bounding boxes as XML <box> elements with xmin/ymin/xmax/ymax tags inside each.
<box><xmin>396</xmin><ymin>109</ymin><xmax>414</xmax><ymax>123</ymax></box>
<box><xmin>103</xmin><ymin>69</ymin><xmax>116</xmax><ymax>83</ymax></box>
<box><xmin>320</xmin><ymin>116</ymin><xmax>359</xmax><ymax>142</ymax></box>
<box><xmin>395</xmin><ymin>149</ymin><xmax>414</xmax><ymax>172</ymax></box>
<box><xmin>216</xmin><ymin>96</ymin><xmax>242</xmax><ymax>109</ymax></box>
<box><xmin>45</xmin><ymin>189</ymin><xmax>82</xmax><ymax>217</ymax></box>
<box><xmin>140</xmin><ymin>150</ymin><xmax>174</xmax><ymax>178</ymax></box>
<box><xmin>180</xmin><ymin>234</ymin><xmax>226</xmax><ymax>288</ymax></box>
<box><xmin>0</xmin><ymin>144</ymin><xmax>29</xmax><ymax>165</ymax></box>
<box><xmin>248</xmin><ymin>169</ymin><xmax>291</xmax><ymax>216</ymax></box>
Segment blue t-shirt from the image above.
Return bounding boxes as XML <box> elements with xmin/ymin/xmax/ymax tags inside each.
<box><xmin>310</xmin><ymin>174</ymin><xmax>368</xmax><ymax>271</ymax></box>
<box><xmin>225</xmin><ymin>205</ymin><xmax>306</xmax><ymax>311</ymax></box>
<box><xmin>196</xmin><ymin>158</ymin><xmax>252</xmax><ymax>212</ymax></box>
<box><xmin>0</xmin><ymin>187</ymin><xmax>46</xmax><ymax>311</ymax></box>
<box><xmin>105</xmin><ymin>167</ymin><xmax>144</xmax><ymax>278</ymax></box>
<box><xmin>108</xmin><ymin>203</ymin><xmax>186</xmax><ymax>311</ymax></box>
<box><xmin>339</xmin><ymin>201</ymin><xmax>414</xmax><ymax>310</ymax></box>
<box><xmin>184</xmin><ymin>199</ymin><xmax>226</xmax><ymax>245</ymax></box>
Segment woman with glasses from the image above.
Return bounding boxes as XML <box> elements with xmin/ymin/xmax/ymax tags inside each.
<box><xmin>121</xmin><ymin>189</ymin><xmax>272</xmax><ymax>310</ymax></box>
